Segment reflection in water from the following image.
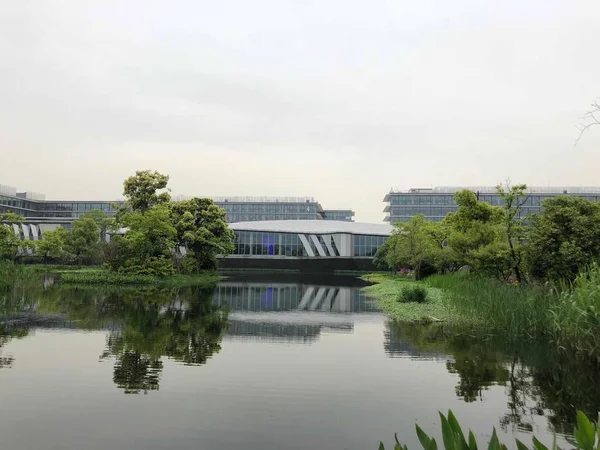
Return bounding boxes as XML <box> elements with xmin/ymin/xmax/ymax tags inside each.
<box><xmin>385</xmin><ymin>321</ymin><xmax>600</xmax><ymax>434</ymax></box>
<box><xmin>37</xmin><ymin>285</ymin><xmax>229</xmax><ymax>394</ymax></box>
<box><xmin>214</xmin><ymin>279</ymin><xmax>376</xmax><ymax>343</ymax></box>
<box><xmin>2</xmin><ymin>274</ymin><xmax>600</xmax><ymax>444</ymax></box>
<box><xmin>214</xmin><ymin>281</ymin><xmax>377</xmax><ymax>313</ymax></box>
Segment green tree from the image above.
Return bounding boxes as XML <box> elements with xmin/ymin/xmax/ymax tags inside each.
<box><xmin>81</xmin><ymin>209</ymin><xmax>114</xmax><ymax>242</ymax></box>
<box><xmin>385</xmin><ymin>215</ymin><xmax>438</xmax><ymax>280</ymax></box>
<box><xmin>37</xmin><ymin>227</ymin><xmax>68</xmax><ymax>264</ymax></box>
<box><xmin>496</xmin><ymin>183</ymin><xmax>528</xmax><ymax>283</ymax></box>
<box><xmin>0</xmin><ymin>214</ymin><xmax>35</xmax><ymax>262</ymax></box>
<box><xmin>0</xmin><ymin>225</ymin><xmax>22</xmax><ymax>261</ymax></box>
<box><xmin>67</xmin><ymin>216</ymin><xmax>101</xmax><ymax>263</ymax></box>
<box><xmin>525</xmin><ymin>196</ymin><xmax>600</xmax><ymax>281</ymax></box>
<box><xmin>445</xmin><ymin>190</ymin><xmax>509</xmax><ymax>278</ymax></box>
<box><xmin>170</xmin><ymin>198</ymin><xmax>235</xmax><ymax>271</ymax></box>
<box><xmin>0</xmin><ymin>212</ymin><xmax>25</xmax><ymax>223</ymax></box>
<box><xmin>118</xmin><ymin>205</ymin><xmax>177</xmax><ymax>275</ymax></box>
<box><xmin>123</xmin><ymin>170</ymin><xmax>171</xmax><ymax>213</ymax></box>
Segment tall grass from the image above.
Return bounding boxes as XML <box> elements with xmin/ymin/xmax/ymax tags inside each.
<box><xmin>428</xmin><ymin>266</ymin><xmax>600</xmax><ymax>357</ymax></box>
<box><xmin>550</xmin><ymin>265</ymin><xmax>600</xmax><ymax>357</ymax></box>
<box><xmin>426</xmin><ymin>274</ymin><xmax>553</xmax><ymax>340</ymax></box>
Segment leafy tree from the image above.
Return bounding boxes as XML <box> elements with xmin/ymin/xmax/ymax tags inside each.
<box><xmin>0</xmin><ymin>225</ymin><xmax>22</xmax><ymax>261</ymax></box>
<box><xmin>67</xmin><ymin>216</ymin><xmax>101</xmax><ymax>263</ymax></box>
<box><xmin>170</xmin><ymin>198</ymin><xmax>235</xmax><ymax>271</ymax></box>
<box><xmin>118</xmin><ymin>205</ymin><xmax>177</xmax><ymax>275</ymax></box>
<box><xmin>0</xmin><ymin>221</ymin><xmax>35</xmax><ymax>263</ymax></box>
<box><xmin>0</xmin><ymin>212</ymin><xmax>25</xmax><ymax>223</ymax></box>
<box><xmin>385</xmin><ymin>215</ymin><xmax>438</xmax><ymax>280</ymax></box>
<box><xmin>37</xmin><ymin>227</ymin><xmax>68</xmax><ymax>264</ymax></box>
<box><xmin>81</xmin><ymin>209</ymin><xmax>114</xmax><ymax>242</ymax></box>
<box><xmin>373</xmin><ymin>239</ymin><xmax>393</xmax><ymax>271</ymax></box>
<box><xmin>496</xmin><ymin>183</ymin><xmax>528</xmax><ymax>283</ymax></box>
<box><xmin>445</xmin><ymin>190</ymin><xmax>509</xmax><ymax>279</ymax></box>
<box><xmin>525</xmin><ymin>196</ymin><xmax>600</xmax><ymax>281</ymax></box>
<box><xmin>123</xmin><ymin>170</ymin><xmax>171</xmax><ymax>213</ymax></box>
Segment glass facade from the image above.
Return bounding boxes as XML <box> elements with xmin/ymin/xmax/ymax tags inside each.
<box><xmin>0</xmin><ymin>193</ymin><xmax>125</xmax><ymax>220</ymax></box>
<box><xmin>215</xmin><ymin>201</ymin><xmax>323</xmax><ymax>223</ymax></box>
<box><xmin>353</xmin><ymin>235</ymin><xmax>388</xmax><ymax>257</ymax></box>
<box><xmin>232</xmin><ymin>231</ymin><xmax>388</xmax><ymax>257</ymax></box>
<box><xmin>233</xmin><ymin>231</ymin><xmax>307</xmax><ymax>256</ymax></box>
<box><xmin>322</xmin><ymin>210</ymin><xmax>355</xmax><ymax>221</ymax></box>
<box><xmin>1</xmin><ymin>188</ymin><xmax>348</xmax><ymax>224</ymax></box>
<box><xmin>385</xmin><ymin>189</ymin><xmax>600</xmax><ymax>224</ymax></box>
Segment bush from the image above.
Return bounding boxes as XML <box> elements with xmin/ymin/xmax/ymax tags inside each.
<box><xmin>399</xmin><ymin>285</ymin><xmax>429</xmax><ymax>303</ymax></box>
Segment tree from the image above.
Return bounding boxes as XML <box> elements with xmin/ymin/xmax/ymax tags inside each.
<box><xmin>0</xmin><ymin>212</ymin><xmax>25</xmax><ymax>223</ymax></box>
<box><xmin>118</xmin><ymin>205</ymin><xmax>177</xmax><ymax>275</ymax></box>
<box><xmin>81</xmin><ymin>209</ymin><xmax>114</xmax><ymax>242</ymax></box>
<box><xmin>0</xmin><ymin>214</ymin><xmax>35</xmax><ymax>262</ymax></box>
<box><xmin>496</xmin><ymin>183</ymin><xmax>528</xmax><ymax>283</ymax></box>
<box><xmin>0</xmin><ymin>225</ymin><xmax>21</xmax><ymax>262</ymax></box>
<box><xmin>576</xmin><ymin>100</ymin><xmax>600</xmax><ymax>145</ymax></box>
<box><xmin>170</xmin><ymin>198</ymin><xmax>235</xmax><ymax>271</ymax></box>
<box><xmin>37</xmin><ymin>227</ymin><xmax>68</xmax><ymax>264</ymax></box>
<box><xmin>123</xmin><ymin>170</ymin><xmax>171</xmax><ymax>213</ymax></box>
<box><xmin>445</xmin><ymin>190</ymin><xmax>510</xmax><ymax>279</ymax></box>
<box><xmin>67</xmin><ymin>216</ymin><xmax>101</xmax><ymax>263</ymax></box>
<box><xmin>525</xmin><ymin>196</ymin><xmax>600</xmax><ymax>281</ymax></box>
<box><xmin>385</xmin><ymin>215</ymin><xmax>438</xmax><ymax>280</ymax></box>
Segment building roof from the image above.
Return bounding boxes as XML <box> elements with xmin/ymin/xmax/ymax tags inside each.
<box><xmin>229</xmin><ymin>220</ymin><xmax>393</xmax><ymax>236</ymax></box>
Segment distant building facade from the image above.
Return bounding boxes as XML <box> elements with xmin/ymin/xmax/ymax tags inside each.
<box><xmin>322</xmin><ymin>209</ymin><xmax>355</xmax><ymax>222</ymax></box>
<box><xmin>383</xmin><ymin>186</ymin><xmax>600</xmax><ymax>224</ymax></box>
<box><xmin>1</xmin><ymin>184</ymin><xmax>354</xmax><ymax>235</ymax></box>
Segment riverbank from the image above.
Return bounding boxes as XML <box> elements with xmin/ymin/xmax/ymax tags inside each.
<box><xmin>1</xmin><ymin>263</ymin><xmax>221</xmax><ymax>287</ymax></box>
<box><xmin>365</xmin><ymin>268</ymin><xmax>600</xmax><ymax>358</ymax></box>
<box><xmin>362</xmin><ymin>273</ymin><xmax>459</xmax><ymax>323</ymax></box>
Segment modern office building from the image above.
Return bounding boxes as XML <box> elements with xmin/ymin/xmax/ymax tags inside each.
<box><xmin>1</xmin><ymin>184</ymin><xmax>354</xmax><ymax>226</ymax></box>
<box><xmin>222</xmin><ymin>220</ymin><xmax>391</xmax><ymax>272</ymax></box>
<box><xmin>207</xmin><ymin>196</ymin><xmax>325</xmax><ymax>222</ymax></box>
<box><xmin>322</xmin><ymin>209</ymin><xmax>355</xmax><ymax>222</ymax></box>
<box><xmin>383</xmin><ymin>186</ymin><xmax>600</xmax><ymax>223</ymax></box>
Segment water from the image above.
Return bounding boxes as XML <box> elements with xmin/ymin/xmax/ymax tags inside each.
<box><xmin>1</xmin><ymin>274</ymin><xmax>598</xmax><ymax>450</ymax></box>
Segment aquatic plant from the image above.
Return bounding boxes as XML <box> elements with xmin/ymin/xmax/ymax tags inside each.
<box><xmin>379</xmin><ymin>410</ymin><xmax>600</xmax><ymax>450</ymax></box>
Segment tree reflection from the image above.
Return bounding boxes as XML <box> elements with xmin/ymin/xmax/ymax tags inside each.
<box><xmin>385</xmin><ymin>321</ymin><xmax>600</xmax><ymax>434</ymax></box>
<box><xmin>0</xmin><ymin>325</ymin><xmax>28</xmax><ymax>369</ymax></box>
<box><xmin>38</xmin><ymin>284</ymin><xmax>228</xmax><ymax>394</ymax></box>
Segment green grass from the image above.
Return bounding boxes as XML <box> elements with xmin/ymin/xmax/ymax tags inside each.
<box><xmin>363</xmin><ymin>274</ymin><xmax>457</xmax><ymax>322</ymax></box>
<box><xmin>57</xmin><ymin>268</ymin><xmax>220</xmax><ymax>287</ymax></box>
<box><xmin>426</xmin><ymin>274</ymin><xmax>552</xmax><ymax>340</ymax></box>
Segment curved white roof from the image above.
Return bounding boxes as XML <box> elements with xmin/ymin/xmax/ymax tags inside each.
<box><xmin>229</xmin><ymin>220</ymin><xmax>393</xmax><ymax>236</ymax></box>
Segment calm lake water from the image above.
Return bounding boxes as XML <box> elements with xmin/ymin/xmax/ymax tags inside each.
<box><xmin>1</xmin><ymin>274</ymin><xmax>598</xmax><ymax>450</ymax></box>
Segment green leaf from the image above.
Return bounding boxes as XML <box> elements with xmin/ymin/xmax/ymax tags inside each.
<box><xmin>515</xmin><ymin>439</ymin><xmax>530</xmax><ymax>450</ymax></box>
<box><xmin>440</xmin><ymin>412</ymin><xmax>457</xmax><ymax>450</ymax></box>
<box><xmin>468</xmin><ymin>431</ymin><xmax>478</xmax><ymax>450</ymax></box>
<box><xmin>448</xmin><ymin>410</ymin><xmax>468</xmax><ymax>449</ymax></box>
<box><xmin>417</xmin><ymin>424</ymin><xmax>432</xmax><ymax>449</ymax></box>
<box><xmin>487</xmin><ymin>428</ymin><xmax>499</xmax><ymax>450</ymax></box>
<box><xmin>427</xmin><ymin>438</ymin><xmax>439</xmax><ymax>450</ymax></box>
<box><xmin>379</xmin><ymin>442</ymin><xmax>386</xmax><ymax>450</ymax></box>
<box><xmin>575</xmin><ymin>411</ymin><xmax>596</xmax><ymax>450</ymax></box>
<box><xmin>532</xmin><ymin>436</ymin><xmax>549</xmax><ymax>450</ymax></box>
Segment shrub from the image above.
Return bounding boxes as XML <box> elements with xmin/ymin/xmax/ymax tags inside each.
<box><xmin>399</xmin><ymin>285</ymin><xmax>429</xmax><ymax>303</ymax></box>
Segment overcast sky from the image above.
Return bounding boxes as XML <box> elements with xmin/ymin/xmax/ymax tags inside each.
<box><xmin>1</xmin><ymin>1</ymin><xmax>599</xmax><ymax>221</ymax></box>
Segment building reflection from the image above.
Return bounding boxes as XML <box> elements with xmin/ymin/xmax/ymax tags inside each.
<box><xmin>213</xmin><ymin>281</ymin><xmax>377</xmax><ymax>313</ymax></box>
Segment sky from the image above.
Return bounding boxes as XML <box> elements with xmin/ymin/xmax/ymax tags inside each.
<box><xmin>1</xmin><ymin>0</ymin><xmax>599</xmax><ymax>222</ymax></box>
